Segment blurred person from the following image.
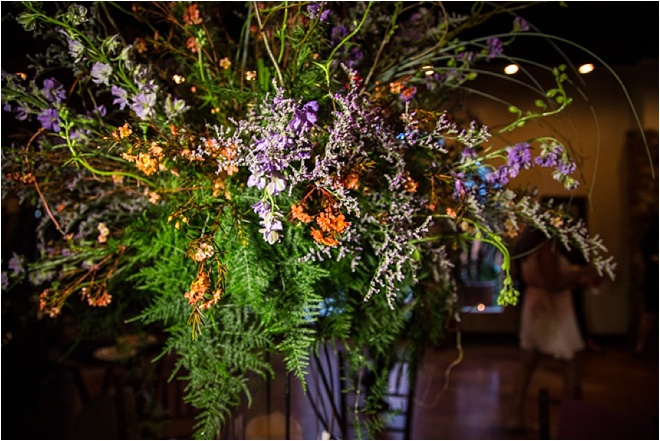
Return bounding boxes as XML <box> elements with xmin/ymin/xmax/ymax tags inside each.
<box><xmin>633</xmin><ymin>219</ymin><xmax>658</xmax><ymax>357</ymax></box>
<box><xmin>506</xmin><ymin>227</ymin><xmax>596</xmax><ymax>431</ymax></box>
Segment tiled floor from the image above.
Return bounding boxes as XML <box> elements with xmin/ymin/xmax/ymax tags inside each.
<box><xmin>2</xmin><ymin>333</ymin><xmax>658</xmax><ymax>440</ymax></box>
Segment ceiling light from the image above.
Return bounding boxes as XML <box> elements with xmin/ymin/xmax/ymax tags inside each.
<box><xmin>578</xmin><ymin>63</ymin><xmax>595</xmax><ymax>74</ymax></box>
<box><xmin>504</xmin><ymin>64</ymin><xmax>519</xmax><ymax>75</ymax></box>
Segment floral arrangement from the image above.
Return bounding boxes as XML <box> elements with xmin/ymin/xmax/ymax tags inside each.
<box><xmin>2</xmin><ymin>2</ymin><xmax>623</xmax><ymax>438</ymax></box>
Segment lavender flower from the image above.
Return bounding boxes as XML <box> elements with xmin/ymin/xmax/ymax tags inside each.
<box><xmin>252</xmin><ymin>200</ymin><xmax>283</xmax><ymax>244</ymax></box>
<box><xmin>94</xmin><ymin>104</ymin><xmax>107</xmax><ymax>117</ymax></box>
<box><xmin>486</xmin><ymin>37</ymin><xmax>503</xmax><ymax>61</ymax></box>
<box><xmin>37</xmin><ymin>108</ymin><xmax>61</xmax><ymax>132</ymax></box>
<box><xmin>507</xmin><ymin>142</ymin><xmax>533</xmax><ymax>172</ymax></box>
<box><xmin>8</xmin><ymin>252</ymin><xmax>25</xmax><ymax>275</ymax></box>
<box><xmin>513</xmin><ymin>16</ymin><xmax>531</xmax><ymax>32</ymax></box>
<box><xmin>131</xmin><ymin>91</ymin><xmax>157</xmax><ymax>120</ymax></box>
<box><xmin>42</xmin><ymin>78</ymin><xmax>66</xmax><ymax>103</ymax></box>
<box><xmin>307</xmin><ymin>2</ymin><xmax>330</xmax><ymax>21</ymax></box>
<box><xmin>288</xmin><ymin>101</ymin><xmax>318</xmax><ymax>133</ymax></box>
<box><xmin>486</xmin><ymin>166</ymin><xmax>510</xmax><ymax>187</ymax></box>
<box><xmin>111</xmin><ymin>85</ymin><xmax>129</xmax><ymax>110</ymax></box>
<box><xmin>331</xmin><ymin>25</ymin><xmax>348</xmax><ymax>45</ymax></box>
<box><xmin>12</xmin><ymin>105</ymin><xmax>29</xmax><ymax>121</ymax></box>
<box><xmin>90</xmin><ymin>61</ymin><xmax>112</xmax><ymax>85</ymax></box>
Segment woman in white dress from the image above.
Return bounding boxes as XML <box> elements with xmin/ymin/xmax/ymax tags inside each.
<box><xmin>506</xmin><ymin>227</ymin><xmax>594</xmax><ymax>431</ymax></box>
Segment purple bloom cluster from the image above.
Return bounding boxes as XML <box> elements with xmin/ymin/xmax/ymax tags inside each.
<box><xmin>486</xmin><ymin>141</ymin><xmax>579</xmax><ymax>189</ymax></box>
<box><xmin>486</xmin><ymin>37</ymin><xmax>504</xmax><ymax>61</ymax></box>
<box><xmin>8</xmin><ymin>252</ymin><xmax>26</xmax><ymax>275</ymax></box>
<box><xmin>209</xmin><ymin>89</ymin><xmax>319</xmax><ymax>243</ymax></box>
<box><xmin>307</xmin><ymin>2</ymin><xmax>330</xmax><ymax>22</ymax></box>
<box><xmin>252</xmin><ymin>200</ymin><xmax>283</xmax><ymax>245</ymax></box>
<box><xmin>513</xmin><ymin>16</ymin><xmax>531</xmax><ymax>32</ymax></box>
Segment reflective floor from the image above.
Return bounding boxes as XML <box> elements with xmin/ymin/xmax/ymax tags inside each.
<box><xmin>3</xmin><ymin>334</ymin><xmax>658</xmax><ymax>440</ymax></box>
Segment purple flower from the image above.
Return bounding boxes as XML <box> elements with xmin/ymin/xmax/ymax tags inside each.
<box><xmin>288</xmin><ymin>101</ymin><xmax>318</xmax><ymax>133</ymax></box>
<box><xmin>37</xmin><ymin>108</ymin><xmax>61</xmax><ymax>132</ymax></box>
<box><xmin>453</xmin><ymin>172</ymin><xmax>466</xmax><ymax>198</ymax></box>
<box><xmin>9</xmin><ymin>105</ymin><xmax>29</xmax><ymax>121</ymax></box>
<box><xmin>1</xmin><ymin>272</ymin><xmax>8</xmax><ymax>289</ymax></box>
<box><xmin>456</xmin><ymin>51</ymin><xmax>476</xmax><ymax>64</ymax></box>
<box><xmin>8</xmin><ymin>252</ymin><xmax>25</xmax><ymax>275</ymax></box>
<box><xmin>331</xmin><ymin>25</ymin><xmax>347</xmax><ymax>45</ymax></box>
<box><xmin>94</xmin><ymin>104</ymin><xmax>107</xmax><ymax>117</ymax></box>
<box><xmin>345</xmin><ymin>47</ymin><xmax>364</xmax><ymax>69</ymax></box>
<box><xmin>513</xmin><ymin>16</ymin><xmax>530</xmax><ymax>32</ymax></box>
<box><xmin>252</xmin><ymin>200</ymin><xmax>283</xmax><ymax>244</ymax></box>
<box><xmin>461</xmin><ymin>147</ymin><xmax>478</xmax><ymax>161</ymax></box>
<box><xmin>507</xmin><ymin>142</ymin><xmax>532</xmax><ymax>172</ymax></box>
<box><xmin>248</xmin><ymin>174</ymin><xmax>267</xmax><ymax>190</ymax></box>
<box><xmin>265</xmin><ymin>174</ymin><xmax>286</xmax><ymax>196</ymax></box>
<box><xmin>307</xmin><ymin>2</ymin><xmax>330</xmax><ymax>21</ymax></box>
<box><xmin>130</xmin><ymin>91</ymin><xmax>157</xmax><ymax>120</ymax></box>
<box><xmin>486</xmin><ymin>37</ymin><xmax>503</xmax><ymax>61</ymax></box>
<box><xmin>556</xmin><ymin>158</ymin><xmax>576</xmax><ymax>176</ymax></box>
<box><xmin>259</xmin><ymin>211</ymin><xmax>283</xmax><ymax>245</ymax></box>
<box><xmin>535</xmin><ymin>152</ymin><xmax>557</xmax><ymax>167</ymax></box>
<box><xmin>42</xmin><ymin>78</ymin><xmax>66</xmax><ymax>103</ymax></box>
<box><xmin>252</xmin><ymin>200</ymin><xmax>271</xmax><ymax>217</ymax></box>
<box><xmin>90</xmin><ymin>61</ymin><xmax>112</xmax><ymax>85</ymax></box>
<box><xmin>111</xmin><ymin>85</ymin><xmax>129</xmax><ymax>110</ymax></box>
<box><xmin>486</xmin><ymin>166</ymin><xmax>510</xmax><ymax>187</ymax></box>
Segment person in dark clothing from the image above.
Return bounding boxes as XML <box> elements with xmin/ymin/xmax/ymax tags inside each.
<box><xmin>634</xmin><ymin>219</ymin><xmax>659</xmax><ymax>356</ymax></box>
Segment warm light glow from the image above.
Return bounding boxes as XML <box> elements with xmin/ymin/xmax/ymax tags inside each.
<box><xmin>578</xmin><ymin>63</ymin><xmax>595</xmax><ymax>74</ymax></box>
<box><xmin>422</xmin><ymin>65</ymin><xmax>435</xmax><ymax>76</ymax></box>
<box><xmin>477</xmin><ymin>303</ymin><xmax>486</xmax><ymax>312</ymax></box>
<box><xmin>504</xmin><ymin>64</ymin><xmax>519</xmax><ymax>75</ymax></box>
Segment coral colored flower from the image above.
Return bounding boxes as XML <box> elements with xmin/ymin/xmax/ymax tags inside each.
<box><xmin>133</xmin><ymin>37</ymin><xmax>147</xmax><ymax>54</ymax></box>
<box><xmin>186</xmin><ymin>36</ymin><xmax>200</xmax><ymax>53</ymax></box>
<box><xmin>183</xmin><ymin>4</ymin><xmax>203</xmax><ymax>26</ymax></box>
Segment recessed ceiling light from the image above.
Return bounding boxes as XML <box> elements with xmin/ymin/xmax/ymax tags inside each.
<box><xmin>504</xmin><ymin>64</ymin><xmax>519</xmax><ymax>75</ymax></box>
<box><xmin>578</xmin><ymin>63</ymin><xmax>595</xmax><ymax>74</ymax></box>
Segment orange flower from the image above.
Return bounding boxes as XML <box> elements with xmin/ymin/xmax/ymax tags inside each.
<box><xmin>183</xmin><ymin>4</ymin><xmax>203</xmax><ymax>25</ymax></box>
<box><xmin>219</xmin><ymin>57</ymin><xmax>231</xmax><ymax>70</ymax></box>
<box><xmin>119</xmin><ymin>122</ymin><xmax>132</xmax><ymax>138</ymax></box>
<box><xmin>404</xmin><ymin>176</ymin><xmax>418</xmax><ymax>193</ymax></box>
<box><xmin>186</xmin><ymin>36</ymin><xmax>200</xmax><ymax>53</ymax></box>
<box><xmin>310</xmin><ymin>207</ymin><xmax>350</xmax><ymax>247</ymax></box>
<box><xmin>311</xmin><ymin>227</ymin><xmax>339</xmax><ymax>247</ymax></box>
<box><xmin>341</xmin><ymin>172</ymin><xmax>360</xmax><ymax>190</ymax></box>
<box><xmin>291</xmin><ymin>204</ymin><xmax>313</xmax><ymax>223</ymax></box>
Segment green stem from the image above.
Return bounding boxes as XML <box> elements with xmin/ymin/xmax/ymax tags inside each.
<box><xmin>320</xmin><ymin>2</ymin><xmax>374</xmax><ymax>87</ymax></box>
<box><xmin>60</xmin><ymin>112</ymin><xmax>156</xmax><ymax>187</ymax></box>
